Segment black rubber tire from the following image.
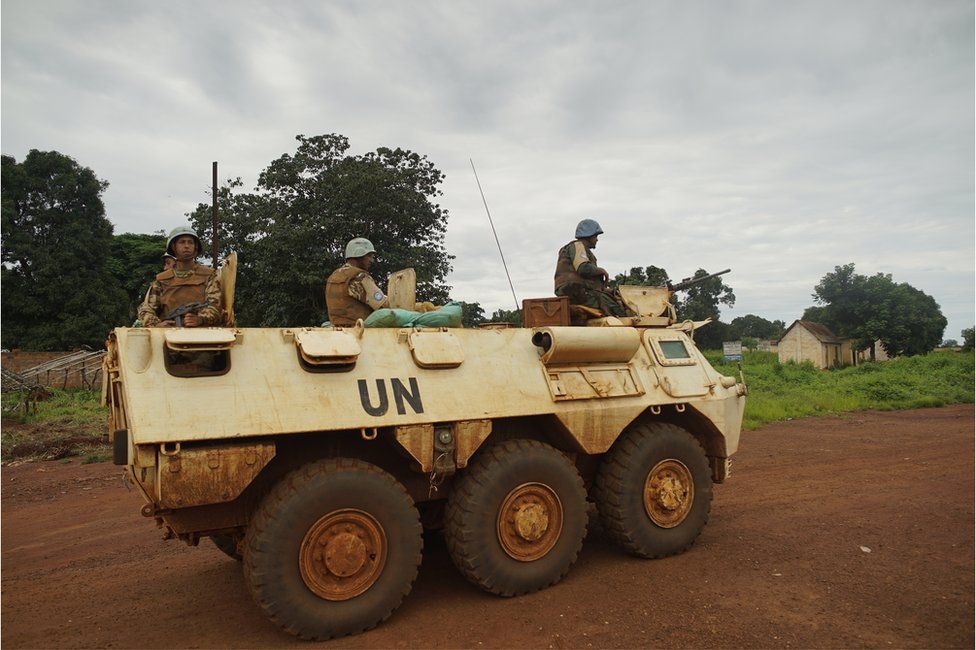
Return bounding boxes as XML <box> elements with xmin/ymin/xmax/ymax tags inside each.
<box><xmin>444</xmin><ymin>439</ymin><xmax>588</xmax><ymax>597</ymax></box>
<box><xmin>594</xmin><ymin>422</ymin><xmax>712</xmax><ymax>559</ymax></box>
<box><xmin>242</xmin><ymin>458</ymin><xmax>422</xmax><ymax>641</ymax></box>
<box><xmin>210</xmin><ymin>534</ymin><xmax>242</xmax><ymax>561</ymax></box>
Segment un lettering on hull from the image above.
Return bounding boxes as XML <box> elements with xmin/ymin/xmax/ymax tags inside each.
<box><xmin>358</xmin><ymin>378</ymin><xmax>425</xmax><ymax>416</ymax></box>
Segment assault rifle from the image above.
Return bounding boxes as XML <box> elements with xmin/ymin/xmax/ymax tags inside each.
<box><xmin>162</xmin><ymin>301</ymin><xmax>209</xmax><ymax>327</ymax></box>
<box><xmin>667</xmin><ymin>269</ymin><xmax>731</xmax><ymax>292</ymax></box>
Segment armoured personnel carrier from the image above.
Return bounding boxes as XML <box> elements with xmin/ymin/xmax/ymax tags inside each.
<box><xmin>103</xmin><ymin>273</ymin><xmax>746</xmax><ymax>640</ymax></box>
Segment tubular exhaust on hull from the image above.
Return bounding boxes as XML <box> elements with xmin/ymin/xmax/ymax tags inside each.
<box><xmin>531</xmin><ymin>326</ymin><xmax>642</xmax><ymax>365</ymax></box>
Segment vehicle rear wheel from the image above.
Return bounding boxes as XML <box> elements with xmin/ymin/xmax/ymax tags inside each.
<box><xmin>444</xmin><ymin>439</ymin><xmax>587</xmax><ymax>597</ymax></box>
<box><xmin>243</xmin><ymin>458</ymin><xmax>422</xmax><ymax>640</ymax></box>
<box><xmin>211</xmin><ymin>533</ymin><xmax>242</xmax><ymax>561</ymax></box>
<box><xmin>594</xmin><ymin>422</ymin><xmax>712</xmax><ymax>558</ymax></box>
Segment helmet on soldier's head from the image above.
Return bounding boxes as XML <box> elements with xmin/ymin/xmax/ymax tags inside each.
<box><xmin>345</xmin><ymin>237</ymin><xmax>376</xmax><ymax>259</ymax></box>
<box><xmin>575</xmin><ymin>219</ymin><xmax>604</xmax><ymax>238</ymax></box>
<box><xmin>161</xmin><ymin>253</ymin><xmax>177</xmax><ymax>261</ymax></box>
<box><xmin>166</xmin><ymin>227</ymin><xmax>203</xmax><ymax>256</ymax></box>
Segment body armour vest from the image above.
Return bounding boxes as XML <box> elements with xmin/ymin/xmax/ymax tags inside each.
<box><xmin>326</xmin><ymin>265</ymin><xmax>374</xmax><ymax>326</ymax></box>
<box><xmin>554</xmin><ymin>240</ymin><xmax>604</xmax><ymax>292</ymax></box>
<box><xmin>155</xmin><ymin>265</ymin><xmax>214</xmax><ymax>316</ymax></box>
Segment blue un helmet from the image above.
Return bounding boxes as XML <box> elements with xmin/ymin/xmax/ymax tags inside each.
<box><xmin>575</xmin><ymin>219</ymin><xmax>604</xmax><ymax>238</ymax></box>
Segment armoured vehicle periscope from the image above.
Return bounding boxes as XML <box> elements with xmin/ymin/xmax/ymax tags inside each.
<box><xmin>103</xmin><ymin>270</ymin><xmax>746</xmax><ymax>640</ymax></box>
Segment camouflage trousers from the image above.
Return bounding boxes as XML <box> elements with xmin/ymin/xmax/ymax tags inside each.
<box><xmin>556</xmin><ymin>283</ymin><xmax>630</xmax><ymax>317</ymax></box>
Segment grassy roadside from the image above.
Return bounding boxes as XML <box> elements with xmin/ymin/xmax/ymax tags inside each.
<box><xmin>704</xmin><ymin>349</ymin><xmax>975</xmax><ymax>429</ymax></box>
<box><xmin>1</xmin><ymin>350</ymin><xmax>972</xmax><ymax>463</ymax></box>
<box><xmin>1</xmin><ymin>388</ymin><xmax>109</xmax><ymax>463</ymax></box>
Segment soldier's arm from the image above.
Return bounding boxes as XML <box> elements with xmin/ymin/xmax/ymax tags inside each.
<box><xmin>137</xmin><ymin>282</ymin><xmax>163</xmax><ymax>327</ymax></box>
<box><xmin>571</xmin><ymin>241</ymin><xmax>603</xmax><ymax>278</ymax></box>
<box><xmin>347</xmin><ymin>275</ymin><xmax>367</xmax><ymax>303</ymax></box>
<box><xmin>357</xmin><ymin>274</ymin><xmax>390</xmax><ymax>310</ymax></box>
<box><xmin>196</xmin><ymin>274</ymin><xmax>223</xmax><ymax>326</ymax></box>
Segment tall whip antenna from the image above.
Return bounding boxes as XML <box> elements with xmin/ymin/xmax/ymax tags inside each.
<box><xmin>211</xmin><ymin>161</ymin><xmax>219</xmax><ymax>267</ymax></box>
<box><xmin>470</xmin><ymin>159</ymin><xmax>519</xmax><ymax>311</ymax></box>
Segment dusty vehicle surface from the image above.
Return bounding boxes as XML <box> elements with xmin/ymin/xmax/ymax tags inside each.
<box><xmin>103</xmin><ymin>280</ymin><xmax>746</xmax><ymax>640</ymax></box>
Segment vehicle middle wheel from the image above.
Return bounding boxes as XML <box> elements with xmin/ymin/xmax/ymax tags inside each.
<box><xmin>242</xmin><ymin>458</ymin><xmax>422</xmax><ymax>640</ymax></box>
<box><xmin>444</xmin><ymin>439</ymin><xmax>588</xmax><ymax>597</ymax></box>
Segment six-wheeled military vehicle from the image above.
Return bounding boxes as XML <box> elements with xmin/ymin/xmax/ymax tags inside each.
<box><xmin>103</xmin><ymin>273</ymin><xmax>746</xmax><ymax>640</ymax></box>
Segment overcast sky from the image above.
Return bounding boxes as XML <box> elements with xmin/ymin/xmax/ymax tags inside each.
<box><xmin>3</xmin><ymin>0</ymin><xmax>973</xmax><ymax>339</ymax></box>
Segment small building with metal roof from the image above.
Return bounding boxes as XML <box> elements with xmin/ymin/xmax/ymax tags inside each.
<box><xmin>777</xmin><ymin>320</ymin><xmax>857</xmax><ymax>369</ymax></box>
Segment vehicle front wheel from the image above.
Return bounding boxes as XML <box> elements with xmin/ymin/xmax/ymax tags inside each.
<box><xmin>444</xmin><ymin>439</ymin><xmax>588</xmax><ymax>597</ymax></box>
<box><xmin>243</xmin><ymin>458</ymin><xmax>422</xmax><ymax>640</ymax></box>
<box><xmin>594</xmin><ymin>422</ymin><xmax>712</xmax><ymax>558</ymax></box>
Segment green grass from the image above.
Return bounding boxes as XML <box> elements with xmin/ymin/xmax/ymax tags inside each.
<box><xmin>8</xmin><ymin>388</ymin><xmax>105</xmax><ymax>425</ymax></box>
<box><xmin>703</xmin><ymin>349</ymin><xmax>975</xmax><ymax>429</ymax></box>
<box><xmin>1</xmin><ymin>388</ymin><xmax>108</xmax><ymax>462</ymax></box>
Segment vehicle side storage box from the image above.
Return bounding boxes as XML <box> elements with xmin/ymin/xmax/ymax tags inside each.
<box><xmin>522</xmin><ymin>296</ymin><xmax>570</xmax><ymax>327</ymax></box>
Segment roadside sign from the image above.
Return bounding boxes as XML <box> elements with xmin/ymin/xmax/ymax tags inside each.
<box><xmin>723</xmin><ymin>341</ymin><xmax>742</xmax><ymax>361</ymax></box>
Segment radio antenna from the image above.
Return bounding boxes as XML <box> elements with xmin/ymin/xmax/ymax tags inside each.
<box><xmin>470</xmin><ymin>159</ymin><xmax>519</xmax><ymax>311</ymax></box>
<box><xmin>211</xmin><ymin>161</ymin><xmax>219</xmax><ymax>267</ymax></box>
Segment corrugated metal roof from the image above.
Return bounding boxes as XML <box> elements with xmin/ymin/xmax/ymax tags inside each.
<box><xmin>798</xmin><ymin>320</ymin><xmax>843</xmax><ymax>343</ymax></box>
<box><xmin>781</xmin><ymin>319</ymin><xmax>844</xmax><ymax>344</ymax></box>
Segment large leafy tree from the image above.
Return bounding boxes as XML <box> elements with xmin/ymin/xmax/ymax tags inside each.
<box><xmin>803</xmin><ymin>263</ymin><xmax>946</xmax><ymax>356</ymax></box>
<box><xmin>612</xmin><ymin>265</ymin><xmax>671</xmax><ymax>287</ymax></box>
<box><xmin>679</xmin><ymin>269</ymin><xmax>736</xmax><ymax>322</ymax></box>
<box><xmin>489</xmin><ymin>307</ymin><xmax>523</xmax><ymax>327</ymax></box>
<box><xmin>729</xmin><ymin>314</ymin><xmax>786</xmax><ymax>341</ymax></box>
<box><xmin>1</xmin><ymin>151</ymin><xmax>128</xmax><ymax>350</ymax></box>
<box><xmin>690</xmin><ymin>319</ymin><xmax>731</xmax><ymax>351</ymax></box>
<box><xmin>458</xmin><ymin>301</ymin><xmax>487</xmax><ymax>328</ymax></box>
<box><xmin>106</xmin><ymin>232</ymin><xmax>168</xmax><ymax>319</ymax></box>
<box><xmin>189</xmin><ymin>134</ymin><xmax>453</xmax><ymax>326</ymax></box>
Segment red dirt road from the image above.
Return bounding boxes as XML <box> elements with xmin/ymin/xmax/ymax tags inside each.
<box><xmin>2</xmin><ymin>405</ymin><xmax>973</xmax><ymax>648</ymax></box>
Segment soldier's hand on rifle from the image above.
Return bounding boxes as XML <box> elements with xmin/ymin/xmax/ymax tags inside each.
<box><xmin>182</xmin><ymin>312</ymin><xmax>202</xmax><ymax>327</ymax></box>
<box><xmin>595</xmin><ymin>267</ymin><xmax>609</xmax><ymax>283</ymax></box>
<box><xmin>159</xmin><ymin>320</ymin><xmax>176</xmax><ymax>328</ymax></box>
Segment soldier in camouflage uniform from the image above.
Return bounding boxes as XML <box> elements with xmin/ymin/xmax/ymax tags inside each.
<box><xmin>326</xmin><ymin>238</ymin><xmax>390</xmax><ymax>326</ymax></box>
<box><xmin>554</xmin><ymin>219</ymin><xmax>629</xmax><ymax>318</ymax></box>
<box><xmin>137</xmin><ymin>227</ymin><xmax>222</xmax><ymax>327</ymax></box>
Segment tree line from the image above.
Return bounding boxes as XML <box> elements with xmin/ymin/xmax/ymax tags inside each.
<box><xmin>1</xmin><ymin>141</ymin><xmax>961</xmax><ymax>355</ymax></box>
<box><xmin>2</xmin><ymin>137</ymin><xmax>454</xmax><ymax>349</ymax></box>
<box><xmin>2</xmin><ymin>151</ymin><xmax>166</xmax><ymax>350</ymax></box>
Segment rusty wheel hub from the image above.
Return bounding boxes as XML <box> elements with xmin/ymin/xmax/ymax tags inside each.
<box><xmin>299</xmin><ymin>509</ymin><xmax>387</xmax><ymax>601</ymax></box>
<box><xmin>643</xmin><ymin>459</ymin><xmax>694</xmax><ymax>528</ymax></box>
<box><xmin>497</xmin><ymin>482</ymin><xmax>563</xmax><ymax>561</ymax></box>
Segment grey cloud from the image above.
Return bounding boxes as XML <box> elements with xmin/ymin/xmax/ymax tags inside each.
<box><xmin>2</xmin><ymin>0</ymin><xmax>972</xmax><ymax>337</ymax></box>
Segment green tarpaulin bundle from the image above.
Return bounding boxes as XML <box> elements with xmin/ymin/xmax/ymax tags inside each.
<box><xmin>363</xmin><ymin>302</ymin><xmax>463</xmax><ymax>328</ymax></box>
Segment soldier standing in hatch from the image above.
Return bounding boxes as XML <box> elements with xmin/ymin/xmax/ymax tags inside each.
<box><xmin>326</xmin><ymin>238</ymin><xmax>390</xmax><ymax>326</ymax></box>
<box><xmin>554</xmin><ymin>219</ymin><xmax>629</xmax><ymax>317</ymax></box>
<box><xmin>137</xmin><ymin>227</ymin><xmax>222</xmax><ymax>327</ymax></box>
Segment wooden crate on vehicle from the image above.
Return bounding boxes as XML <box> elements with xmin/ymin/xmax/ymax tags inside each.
<box><xmin>522</xmin><ymin>296</ymin><xmax>570</xmax><ymax>327</ymax></box>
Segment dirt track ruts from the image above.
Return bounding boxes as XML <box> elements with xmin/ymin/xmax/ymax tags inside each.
<box><xmin>2</xmin><ymin>405</ymin><xmax>973</xmax><ymax>648</ymax></box>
